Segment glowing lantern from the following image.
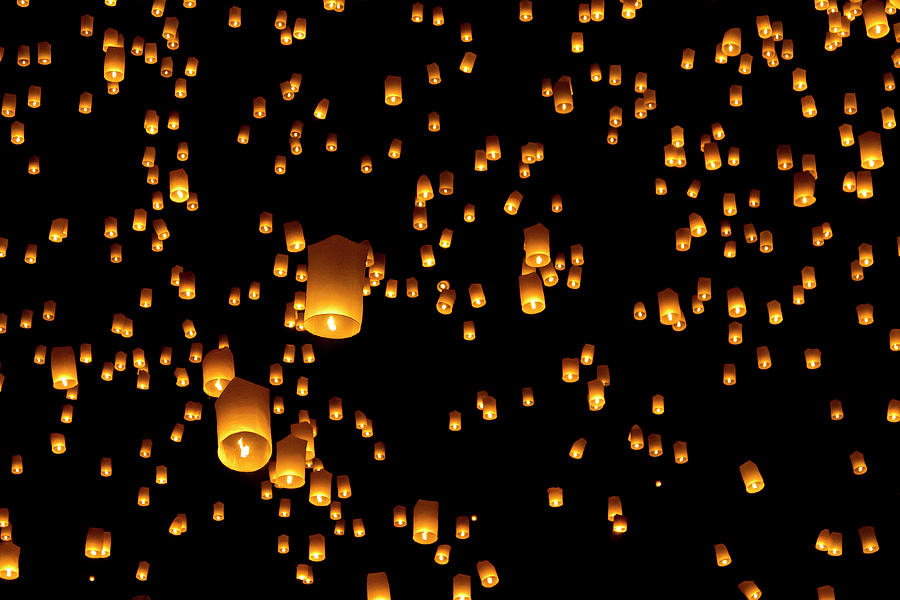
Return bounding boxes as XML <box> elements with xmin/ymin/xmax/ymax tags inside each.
<box><xmin>830</xmin><ymin>399</ymin><xmax>844</xmax><ymax>420</ymax></box>
<box><xmin>214</xmin><ymin>378</ymin><xmax>272</xmax><ymax>472</ymax></box>
<box><xmin>738</xmin><ymin>581</ymin><xmax>761</xmax><ymax>599</ymax></box>
<box><xmin>384</xmin><ymin>75</ymin><xmax>402</xmax><ymax>106</ymax></box>
<box><xmin>722</xmin><ymin>28</ymin><xmax>742</xmax><ymax>56</ymax></box>
<box><xmin>856</xmin><ymin>303</ymin><xmax>874</xmax><ymax>325</ymax></box>
<box><xmin>740</xmin><ymin>461</ymin><xmax>764</xmax><ymax>493</ymax></box>
<box><xmin>84</xmin><ymin>528</ymin><xmax>111</xmax><ymax>558</ymax></box>
<box><xmin>562</xmin><ymin>358</ymin><xmax>580</xmax><ymax>382</ymax></box>
<box><xmin>50</xmin><ymin>347</ymin><xmax>78</xmax><ymax>389</ymax></box>
<box><xmin>723</xmin><ymin>363</ymin><xmax>737</xmax><ymax>385</ymax></box>
<box><xmin>569</xmin><ymin>438</ymin><xmax>587</xmax><ymax>459</ymax></box>
<box><xmin>674</xmin><ymin>441</ymin><xmax>688</xmax><ymax>463</ymax></box>
<box><xmin>455</xmin><ymin>516</ymin><xmax>470</xmax><ymax>539</ymax></box>
<box><xmin>413</xmin><ymin>499</ymin><xmax>439</xmax><ymax>544</ymax></box>
<box><xmin>519</xmin><ymin>272</ymin><xmax>545</xmax><ymax>314</ymax></box>
<box><xmin>863</xmin><ymin>0</ymin><xmax>889</xmax><ymax>37</ymax></box>
<box><xmin>859</xmin><ymin>525</ymin><xmax>879</xmax><ymax>553</ymax></box>
<box><xmin>476</xmin><ymin>561</ymin><xmax>498</xmax><ymax>588</ymax></box>
<box><xmin>859</xmin><ymin>131</ymin><xmax>883</xmax><ymax>168</ymax></box>
<box><xmin>803</xmin><ymin>348</ymin><xmax>822</xmax><ymax>369</ymax></box>
<box><xmin>548</xmin><ymin>487</ymin><xmax>563</xmax><ymax>507</ymax></box>
<box><xmin>459</xmin><ymin>52</ymin><xmax>476</xmax><ymax>73</ymax></box>
<box><xmin>309</xmin><ymin>469</ymin><xmax>331</xmax><ymax>506</ymax></box>
<box><xmin>522</xmin><ymin>387</ymin><xmax>535</xmax><ymax>406</ymax></box>
<box><xmin>627</xmin><ymin>425</ymin><xmax>644</xmax><ymax>450</ymax></box>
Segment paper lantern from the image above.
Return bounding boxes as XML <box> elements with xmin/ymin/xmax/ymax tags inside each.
<box><xmin>435</xmin><ymin>544</ymin><xmax>451</xmax><ymax>564</ymax></box>
<box><xmin>804</xmin><ymin>348</ymin><xmax>822</xmax><ymax>369</ymax></box>
<box><xmin>50</xmin><ymin>433</ymin><xmax>66</xmax><ymax>454</ymax></box>
<box><xmin>738</xmin><ymin>581</ymin><xmax>761</xmax><ymax>599</ymax></box>
<box><xmin>84</xmin><ymin>528</ymin><xmax>111</xmax><ymax>558</ymax></box>
<box><xmin>817</xmin><ymin>586</ymin><xmax>835</xmax><ymax>600</ymax></box>
<box><xmin>459</xmin><ymin>51</ymin><xmax>476</xmax><ymax>73</ymax></box>
<box><xmin>858</xmin><ymin>242</ymin><xmax>874</xmax><ymax>267</ymax></box>
<box><xmin>50</xmin><ymin>346</ymin><xmax>77</xmax><ymax>389</ymax></box>
<box><xmin>739</xmin><ymin>460</ymin><xmax>764</xmax><ymax>493</ymax></box>
<box><xmin>522</xmin><ymin>387</ymin><xmax>535</xmax><ymax>406</ymax></box>
<box><xmin>547</xmin><ymin>487</ymin><xmax>563</xmax><ymax>507</ymax></box>
<box><xmin>681</xmin><ymin>48</ymin><xmax>695</xmax><ymax>69</ymax></box>
<box><xmin>657</xmin><ymin>288</ymin><xmax>683</xmax><ymax>324</ymax></box>
<box><xmin>848</xmin><ymin>450</ymin><xmax>868</xmax><ymax>475</ymax></box>
<box><xmin>561</xmin><ymin>358</ymin><xmax>580</xmax><ymax>382</ymax></box>
<box><xmin>570</xmin><ymin>438</ymin><xmax>587</xmax><ymax>458</ymax></box>
<box><xmin>214</xmin><ymin>378</ymin><xmax>272</xmax><ymax>472</ymax></box>
<box><xmin>756</xmin><ymin>346</ymin><xmax>772</xmax><ymax>369</ymax></box>
<box><xmin>308</xmin><ymin>469</ymin><xmax>331</xmax><ymax>506</ymax></box>
<box><xmin>0</xmin><ymin>542</ymin><xmax>14</xmax><ymax>581</ymax></box>
<box><xmin>99</xmin><ymin>46</ymin><xmax>127</xmax><ymax>83</ymax></box>
<box><xmin>857</xmin><ymin>303</ymin><xmax>874</xmax><ymax>325</ymax></box>
<box><xmin>721</xmin><ymin>27</ymin><xmax>742</xmax><ymax>57</ymax></box>
<box><xmin>856</xmin><ymin>170</ymin><xmax>874</xmax><ymax>198</ymax></box>
<box><xmin>828</xmin><ymin>532</ymin><xmax>843</xmax><ymax>556</ymax></box>
<box><xmin>859</xmin><ymin>525</ymin><xmax>879</xmax><ymax>553</ymax></box>
<box><xmin>711</xmin><ymin>544</ymin><xmax>732</xmax><ymax>566</ymax></box>
<box><xmin>859</xmin><ymin>131</ymin><xmax>883</xmax><ymax>168</ymax></box>
<box><xmin>674</xmin><ymin>441</ymin><xmax>688</xmax><ymax>463</ymax></box>
<box><xmin>627</xmin><ymin>424</ymin><xmax>644</xmax><ymax>450</ymax></box>
<box><xmin>726</xmin><ymin>287</ymin><xmax>746</xmax><ymax>317</ymax></box>
<box><xmin>793</xmin><ymin>172</ymin><xmax>816</xmax><ymax>206</ymax></box>
<box><xmin>476</xmin><ymin>561</ymin><xmax>498</xmax><ymax>587</ymax></box>
<box><xmin>203</xmin><ymin>348</ymin><xmax>234</xmax><ymax>398</ymax></box>
<box><xmin>305</xmin><ymin>236</ymin><xmax>367</xmax><ymax>339</ymax></box>
<box><xmin>759</xmin><ymin>230</ymin><xmax>773</xmax><ymax>253</ymax></box>
<box><xmin>411</xmin><ymin>499</ymin><xmax>439</xmax><ymax>543</ymax></box>
<box><xmin>613</xmin><ymin>514</ymin><xmax>628</xmax><ymax>533</ymax></box>
<box><xmin>830</xmin><ymin>399</ymin><xmax>844</xmax><ymax>420</ymax></box>
<box><xmin>308</xmin><ymin>534</ymin><xmax>325</xmax><ymax>562</ymax></box>
<box><xmin>10</xmin><ymin>457</ymin><xmax>22</xmax><ymax>475</ymax></box>
<box><xmin>723</xmin><ymin>363</ymin><xmax>736</xmax><ymax>385</ymax></box>
<box><xmin>388</xmin><ymin>505</ymin><xmax>406</xmax><ymax>527</ymax></box>
<box><xmin>273</xmin><ymin>435</ymin><xmax>307</xmax><ymax>489</ymax></box>
<box><xmin>453</xmin><ymin>516</ymin><xmax>470</xmax><ymax>539</ymax></box>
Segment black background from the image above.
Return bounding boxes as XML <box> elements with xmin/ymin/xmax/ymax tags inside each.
<box><xmin>0</xmin><ymin>0</ymin><xmax>898</xmax><ymax>598</ymax></box>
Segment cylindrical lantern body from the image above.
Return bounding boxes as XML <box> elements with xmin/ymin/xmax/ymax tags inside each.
<box><xmin>305</xmin><ymin>235</ymin><xmax>367</xmax><ymax>338</ymax></box>
<box><xmin>740</xmin><ymin>461</ymin><xmax>764</xmax><ymax>493</ymax></box>
<box><xmin>215</xmin><ymin>378</ymin><xmax>272</xmax><ymax>472</ymax></box>
<box><xmin>413</xmin><ymin>500</ymin><xmax>439</xmax><ymax>544</ymax></box>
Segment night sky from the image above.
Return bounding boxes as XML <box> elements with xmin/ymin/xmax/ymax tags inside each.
<box><xmin>0</xmin><ymin>1</ymin><xmax>898</xmax><ymax>599</ymax></box>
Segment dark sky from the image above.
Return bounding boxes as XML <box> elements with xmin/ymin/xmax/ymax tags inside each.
<box><xmin>0</xmin><ymin>1</ymin><xmax>898</xmax><ymax>598</ymax></box>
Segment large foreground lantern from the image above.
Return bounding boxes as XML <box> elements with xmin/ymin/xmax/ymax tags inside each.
<box><xmin>215</xmin><ymin>378</ymin><xmax>272</xmax><ymax>472</ymax></box>
<box><xmin>305</xmin><ymin>235</ymin><xmax>368</xmax><ymax>339</ymax></box>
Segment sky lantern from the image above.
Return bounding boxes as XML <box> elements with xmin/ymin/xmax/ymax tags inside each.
<box><xmin>215</xmin><ymin>378</ymin><xmax>272</xmax><ymax>472</ymax></box>
<box><xmin>305</xmin><ymin>235</ymin><xmax>367</xmax><ymax>339</ymax></box>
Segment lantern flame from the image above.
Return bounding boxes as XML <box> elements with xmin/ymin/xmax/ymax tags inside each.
<box><xmin>238</xmin><ymin>437</ymin><xmax>250</xmax><ymax>458</ymax></box>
